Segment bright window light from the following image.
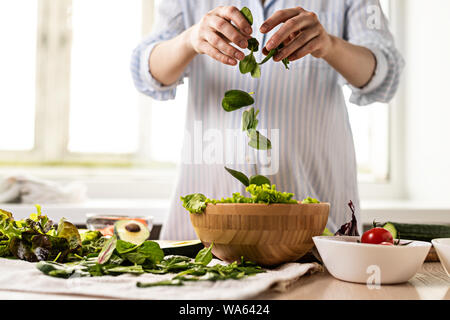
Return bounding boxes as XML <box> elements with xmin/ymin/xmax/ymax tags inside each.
<box><xmin>0</xmin><ymin>0</ymin><xmax>37</xmax><ymax>151</ymax></box>
<box><xmin>68</xmin><ymin>0</ymin><xmax>142</xmax><ymax>154</ymax></box>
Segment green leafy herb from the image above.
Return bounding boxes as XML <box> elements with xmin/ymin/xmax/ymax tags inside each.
<box><xmin>181</xmin><ymin>193</ymin><xmax>208</xmax><ymax>214</ymax></box>
<box><xmin>246</xmin><ymin>184</ymin><xmax>297</xmax><ymax>204</ymax></box>
<box><xmin>259</xmin><ymin>49</ymin><xmax>277</xmax><ymax>65</ymax></box>
<box><xmin>241</xmin><ymin>107</ymin><xmax>259</xmax><ymax>132</ymax></box>
<box><xmin>249</xmin><ymin>175</ymin><xmax>271</xmax><ymax>186</ymax></box>
<box><xmin>302</xmin><ymin>197</ymin><xmax>321</xmax><ymax>204</ymax></box>
<box><xmin>247</xmin><ymin>129</ymin><xmax>272</xmax><ymax>150</ymax></box>
<box><xmin>56</xmin><ymin>218</ymin><xmax>82</xmax><ymax>251</ymax></box>
<box><xmin>97</xmin><ymin>235</ymin><xmax>117</xmax><ymax>264</ymax></box>
<box><xmin>240</xmin><ymin>7</ymin><xmax>253</xmax><ymax>25</ymax></box>
<box><xmin>195</xmin><ymin>243</ymin><xmax>213</xmax><ymax>266</ymax></box>
<box><xmin>250</xmin><ymin>63</ymin><xmax>261</xmax><ymax>78</ymax></box>
<box><xmin>221</xmin><ymin>90</ymin><xmax>255</xmax><ymax>112</ymax></box>
<box><xmin>239</xmin><ymin>51</ymin><xmax>257</xmax><ymax>74</ymax></box>
<box><xmin>247</xmin><ymin>38</ymin><xmax>259</xmax><ymax>52</ymax></box>
<box><xmin>224</xmin><ymin>167</ymin><xmax>250</xmax><ymax>187</ymax></box>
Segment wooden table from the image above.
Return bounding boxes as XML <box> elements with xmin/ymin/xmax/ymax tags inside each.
<box><xmin>256</xmin><ymin>263</ymin><xmax>450</xmax><ymax>300</ymax></box>
<box><xmin>0</xmin><ymin>263</ymin><xmax>448</xmax><ymax>300</ymax></box>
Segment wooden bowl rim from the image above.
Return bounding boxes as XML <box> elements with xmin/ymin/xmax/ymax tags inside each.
<box><xmin>205</xmin><ymin>202</ymin><xmax>330</xmax><ymax>208</ymax></box>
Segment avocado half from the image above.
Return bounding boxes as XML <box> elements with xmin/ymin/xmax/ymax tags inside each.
<box><xmin>156</xmin><ymin>240</ymin><xmax>204</xmax><ymax>258</ymax></box>
<box><xmin>114</xmin><ymin>220</ymin><xmax>150</xmax><ymax>245</ymax></box>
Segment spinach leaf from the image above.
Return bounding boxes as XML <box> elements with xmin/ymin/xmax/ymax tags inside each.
<box><xmin>239</xmin><ymin>51</ymin><xmax>257</xmax><ymax>75</ymax></box>
<box><xmin>137</xmin><ymin>279</ymin><xmax>183</xmax><ymax>288</ymax></box>
<box><xmin>115</xmin><ymin>239</ymin><xmax>139</xmax><ymax>254</ymax></box>
<box><xmin>259</xmin><ymin>49</ymin><xmax>277</xmax><ymax>65</ymax></box>
<box><xmin>97</xmin><ymin>235</ymin><xmax>117</xmax><ymax>264</ymax></box>
<box><xmin>249</xmin><ymin>175</ymin><xmax>271</xmax><ymax>186</ymax></box>
<box><xmin>247</xmin><ymin>38</ymin><xmax>259</xmax><ymax>52</ymax></box>
<box><xmin>221</xmin><ymin>90</ymin><xmax>255</xmax><ymax>112</ymax></box>
<box><xmin>224</xmin><ymin>167</ymin><xmax>250</xmax><ymax>187</ymax></box>
<box><xmin>181</xmin><ymin>193</ymin><xmax>208</xmax><ymax>213</ymax></box>
<box><xmin>250</xmin><ymin>63</ymin><xmax>261</xmax><ymax>78</ymax></box>
<box><xmin>247</xmin><ymin>129</ymin><xmax>272</xmax><ymax>150</ymax></box>
<box><xmin>240</xmin><ymin>7</ymin><xmax>253</xmax><ymax>25</ymax></box>
<box><xmin>241</xmin><ymin>107</ymin><xmax>259</xmax><ymax>132</ymax></box>
<box><xmin>106</xmin><ymin>265</ymin><xmax>144</xmax><ymax>275</ymax></box>
<box><xmin>195</xmin><ymin>243</ymin><xmax>213</xmax><ymax>266</ymax></box>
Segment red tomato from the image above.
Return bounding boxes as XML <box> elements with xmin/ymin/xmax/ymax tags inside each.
<box><xmin>361</xmin><ymin>228</ymin><xmax>394</xmax><ymax>245</ymax></box>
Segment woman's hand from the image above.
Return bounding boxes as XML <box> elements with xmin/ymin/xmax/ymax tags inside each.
<box><xmin>260</xmin><ymin>7</ymin><xmax>334</xmax><ymax>62</ymax></box>
<box><xmin>187</xmin><ymin>6</ymin><xmax>253</xmax><ymax>66</ymax></box>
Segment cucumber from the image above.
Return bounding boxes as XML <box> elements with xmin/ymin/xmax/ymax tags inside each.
<box><xmin>383</xmin><ymin>222</ymin><xmax>398</xmax><ymax>239</ymax></box>
<box><xmin>383</xmin><ymin>222</ymin><xmax>450</xmax><ymax>242</ymax></box>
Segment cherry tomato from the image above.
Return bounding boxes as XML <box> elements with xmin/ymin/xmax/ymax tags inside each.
<box><xmin>361</xmin><ymin>227</ymin><xmax>394</xmax><ymax>245</ymax></box>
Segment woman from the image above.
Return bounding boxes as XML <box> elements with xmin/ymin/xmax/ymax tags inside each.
<box><xmin>131</xmin><ymin>0</ymin><xmax>404</xmax><ymax>240</ymax></box>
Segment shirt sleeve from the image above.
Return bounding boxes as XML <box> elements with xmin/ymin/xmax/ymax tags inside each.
<box><xmin>130</xmin><ymin>0</ymin><xmax>188</xmax><ymax>101</ymax></box>
<box><xmin>343</xmin><ymin>0</ymin><xmax>405</xmax><ymax>106</ymax></box>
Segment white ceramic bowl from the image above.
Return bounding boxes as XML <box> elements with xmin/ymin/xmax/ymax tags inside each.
<box><xmin>313</xmin><ymin>236</ymin><xmax>431</xmax><ymax>284</ymax></box>
<box><xmin>431</xmin><ymin>238</ymin><xmax>450</xmax><ymax>277</ymax></box>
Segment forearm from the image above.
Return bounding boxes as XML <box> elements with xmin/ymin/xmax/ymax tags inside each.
<box><xmin>149</xmin><ymin>27</ymin><xmax>197</xmax><ymax>86</ymax></box>
<box><xmin>323</xmin><ymin>36</ymin><xmax>376</xmax><ymax>88</ymax></box>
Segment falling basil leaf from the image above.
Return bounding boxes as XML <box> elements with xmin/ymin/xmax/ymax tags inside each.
<box><xmin>239</xmin><ymin>52</ymin><xmax>257</xmax><ymax>74</ymax></box>
<box><xmin>224</xmin><ymin>167</ymin><xmax>250</xmax><ymax>187</ymax></box>
<box><xmin>240</xmin><ymin>7</ymin><xmax>253</xmax><ymax>25</ymax></box>
<box><xmin>249</xmin><ymin>175</ymin><xmax>271</xmax><ymax>186</ymax></box>
<box><xmin>242</xmin><ymin>107</ymin><xmax>259</xmax><ymax>132</ymax></box>
<box><xmin>221</xmin><ymin>90</ymin><xmax>255</xmax><ymax>112</ymax></box>
<box><xmin>247</xmin><ymin>129</ymin><xmax>272</xmax><ymax>150</ymax></box>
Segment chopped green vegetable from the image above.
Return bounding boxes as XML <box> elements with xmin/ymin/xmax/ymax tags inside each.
<box><xmin>181</xmin><ymin>193</ymin><xmax>208</xmax><ymax>214</ymax></box>
<box><xmin>302</xmin><ymin>197</ymin><xmax>321</xmax><ymax>204</ymax></box>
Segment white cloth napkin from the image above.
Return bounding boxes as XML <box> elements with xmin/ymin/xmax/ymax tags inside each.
<box><xmin>0</xmin><ymin>175</ymin><xmax>87</xmax><ymax>204</ymax></box>
<box><xmin>0</xmin><ymin>258</ymin><xmax>321</xmax><ymax>300</ymax></box>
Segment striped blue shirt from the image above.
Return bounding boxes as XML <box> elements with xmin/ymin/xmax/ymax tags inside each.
<box><xmin>131</xmin><ymin>0</ymin><xmax>404</xmax><ymax>240</ymax></box>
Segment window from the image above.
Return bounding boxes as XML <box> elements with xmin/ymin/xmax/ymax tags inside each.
<box><xmin>346</xmin><ymin>0</ymin><xmax>391</xmax><ymax>183</ymax></box>
<box><xmin>0</xmin><ymin>0</ymin><xmax>37</xmax><ymax>153</ymax></box>
<box><xmin>0</xmin><ymin>0</ymin><xmax>399</xmax><ymax>200</ymax></box>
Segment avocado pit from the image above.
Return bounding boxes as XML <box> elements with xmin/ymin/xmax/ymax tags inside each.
<box><xmin>125</xmin><ymin>223</ymin><xmax>141</xmax><ymax>233</ymax></box>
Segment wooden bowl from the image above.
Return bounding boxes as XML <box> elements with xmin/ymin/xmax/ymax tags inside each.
<box><xmin>189</xmin><ymin>203</ymin><xmax>330</xmax><ymax>266</ymax></box>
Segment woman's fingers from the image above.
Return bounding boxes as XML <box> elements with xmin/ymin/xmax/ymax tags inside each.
<box><xmin>198</xmin><ymin>41</ymin><xmax>237</xmax><ymax>66</ymax></box>
<box><xmin>265</xmin><ymin>11</ymin><xmax>317</xmax><ymax>51</ymax></box>
<box><xmin>205</xmin><ymin>30</ymin><xmax>246</xmax><ymax>61</ymax></box>
<box><xmin>216</xmin><ymin>6</ymin><xmax>253</xmax><ymax>35</ymax></box>
<box><xmin>260</xmin><ymin>7</ymin><xmax>304</xmax><ymax>34</ymax></box>
<box><xmin>207</xmin><ymin>15</ymin><xmax>249</xmax><ymax>49</ymax></box>
<box><xmin>287</xmin><ymin>37</ymin><xmax>322</xmax><ymax>61</ymax></box>
<box><xmin>273</xmin><ymin>28</ymin><xmax>320</xmax><ymax>61</ymax></box>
